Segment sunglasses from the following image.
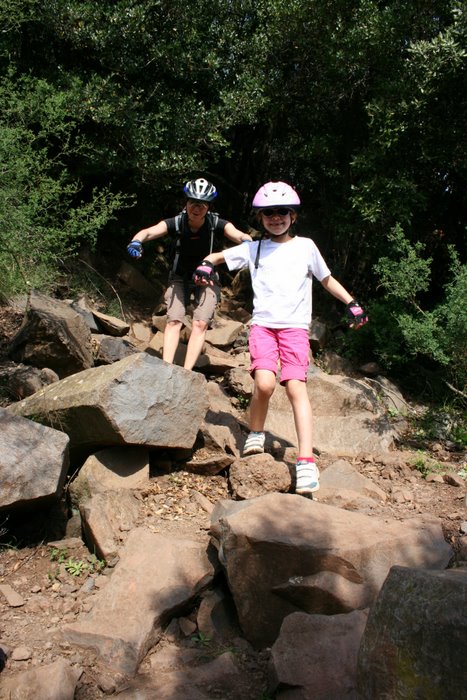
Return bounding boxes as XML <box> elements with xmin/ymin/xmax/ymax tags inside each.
<box><xmin>260</xmin><ymin>208</ymin><xmax>293</xmax><ymax>217</ymax></box>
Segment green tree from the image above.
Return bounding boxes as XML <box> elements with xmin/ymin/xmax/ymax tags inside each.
<box><xmin>347</xmin><ymin>225</ymin><xmax>466</xmax><ymax>395</ymax></box>
<box><xmin>0</xmin><ymin>73</ymin><xmax>128</xmax><ymax>297</ymax></box>
<box><xmin>1</xmin><ymin>0</ymin><xmax>465</xmax><ymax>394</ymax></box>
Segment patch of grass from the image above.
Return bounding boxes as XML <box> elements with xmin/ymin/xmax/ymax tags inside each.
<box><xmin>64</xmin><ymin>558</ymin><xmax>86</xmax><ymax>576</ymax></box>
<box><xmin>451</xmin><ymin>422</ymin><xmax>467</xmax><ymax>449</ymax></box>
<box><xmin>410</xmin><ymin>406</ymin><xmax>466</xmax><ymax>447</ymax></box>
<box><xmin>190</xmin><ymin>631</ymin><xmax>211</xmax><ymax>647</ymax></box>
<box><xmin>87</xmin><ymin>552</ymin><xmax>106</xmax><ymax>573</ymax></box>
<box><xmin>168</xmin><ymin>473</ymin><xmax>183</xmax><ymax>486</ymax></box>
<box><xmin>48</xmin><ymin>546</ymin><xmax>105</xmax><ymax>579</ymax></box>
<box><xmin>49</xmin><ymin>547</ymin><xmax>69</xmax><ymax>564</ymax></box>
<box><xmin>411</xmin><ymin>452</ymin><xmax>445</xmax><ymax>479</ymax></box>
<box><xmin>236</xmin><ymin>394</ymin><xmax>250</xmax><ymax>410</ymax></box>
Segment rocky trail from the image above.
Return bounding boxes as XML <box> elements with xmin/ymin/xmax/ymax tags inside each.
<box><xmin>0</xmin><ymin>296</ymin><xmax>465</xmax><ymax>699</ymax></box>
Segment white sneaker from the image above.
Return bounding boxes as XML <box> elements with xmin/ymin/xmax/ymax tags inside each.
<box><xmin>295</xmin><ymin>460</ymin><xmax>320</xmax><ymax>494</ymax></box>
<box><xmin>243</xmin><ymin>431</ymin><xmax>265</xmax><ymax>456</ymax></box>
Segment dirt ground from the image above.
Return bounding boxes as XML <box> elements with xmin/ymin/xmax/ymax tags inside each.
<box><xmin>0</xmin><ymin>302</ymin><xmax>466</xmax><ymax>698</ymax></box>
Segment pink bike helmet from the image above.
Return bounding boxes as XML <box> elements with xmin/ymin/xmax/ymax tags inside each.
<box><xmin>252</xmin><ymin>181</ymin><xmax>301</xmax><ymax>209</ymax></box>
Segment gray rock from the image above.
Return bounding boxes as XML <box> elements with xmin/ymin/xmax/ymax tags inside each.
<box><xmin>0</xmin><ymin>657</ymin><xmax>82</xmax><ymax>699</ymax></box>
<box><xmin>79</xmin><ymin>490</ymin><xmax>141</xmax><ymax>560</ymax></box>
<box><xmin>0</xmin><ymin>409</ymin><xmax>69</xmax><ymax>510</ymax></box>
<box><xmin>63</xmin><ymin>528</ymin><xmax>217</xmax><ymax>675</ymax></box>
<box><xmin>228</xmin><ymin>453</ymin><xmax>292</xmax><ymax>499</ymax></box>
<box><xmin>0</xmin><ymin>363</ymin><xmax>59</xmax><ymax>400</ymax></box>
<box><xmin>8</xmin><ymin>292</ymin><xmax>93</xmax><ymax>378</ymax></box>
<box><xmin>206</xmin><ymin>318</ymin><xmax>244</xmax><ymax>347</ymax></box>
<box><xmin>266</xmin><ymin>373</ymin><xmax>397</xmax><ymax>455</ymax></box>
<box><xmin>211</xmin><ymin>493</ymin><xmax>452</xmax><ymax>647</ymax></box>
<box><xmin>269</xmin><ymin>610</ymin><xmax>368</xmax><ymax>699</ymax></box>
<box><xmin>319</xmin><ymin>459</ymin><xmax>387</xmax><ymax>502</ymax></box>
<box><xmin>357</xmin><ymin>566</ymin><xmax>467</xmax><ymax>699</ymax></box>
<box><xmin>7</xmin><ymin>353</ymin><xmax>208</xmax><ymax>451</ymax></box>
<box><xmin>92</xmin><ymin>310</ymin><xmax>130</xmax><ymax>336</ymax></box>
<box><xmin>69</xmin><ymin>446</ymin><xmax>150</xmax><ymax>505</ymax></box>
<box><xmin>93</xmin><ymin>334</ymin><xmax>139</xmax><ymax>365</ymax></box>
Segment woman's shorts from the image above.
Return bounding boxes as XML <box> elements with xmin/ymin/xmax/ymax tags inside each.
<box><xmin>248</xmin><ymin>325</ymin><xmax>310</xmax><ymax>383</ymax></box>
<box><xmin>164</xmin><ymin>277</ymin><xmax>220</xmax><ymax>326</ymax></box>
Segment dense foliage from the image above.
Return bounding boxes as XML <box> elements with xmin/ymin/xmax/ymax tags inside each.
<box><xmin>0</xmin><ymin>0</ymin><xmax>465</xmax><ymax>397</ymax></box>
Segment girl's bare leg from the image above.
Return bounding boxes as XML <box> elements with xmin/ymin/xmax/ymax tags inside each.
<box><xmin>285</xmin><ymin>379</ymin><xmax>313</xmax><ymax>456</ymax></box>
<box><xmin>249</xmin><ymin>369</ymin><xmax>276</xmax><ymax>431</ymax></box>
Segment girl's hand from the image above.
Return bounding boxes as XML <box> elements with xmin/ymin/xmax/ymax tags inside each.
<box><xmin>346</xmin><ymin>300</ymin><xmax>368</xmax><ymax>329</ymax></box>
<box><xmin>192</xmin><ymin>261</ymin><xmax>219</xmax><ymax>286</ymax></box>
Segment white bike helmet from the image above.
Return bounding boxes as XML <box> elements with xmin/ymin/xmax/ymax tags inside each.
<box><xmin>184</xmin><ymin>178</ymin><xmax>218</xmax><ymax>203</ymax></box>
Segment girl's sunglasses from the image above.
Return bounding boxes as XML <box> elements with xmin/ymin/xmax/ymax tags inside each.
<box><xmin>260</xmin><ymin>208</ymin><xmax>292</xmax><ymax>217</ymax></box>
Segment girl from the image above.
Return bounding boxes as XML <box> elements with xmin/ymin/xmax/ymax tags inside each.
<box><xmin>193</xmin><ymin>181</ymin><xmax>367</xmax><ymax>495</ymax></box>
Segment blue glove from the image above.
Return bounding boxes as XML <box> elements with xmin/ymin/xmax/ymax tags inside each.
<box><xmin>192</xmin><ymin>260</ymin><xmax>219</xmax><ymax>286</ymax></box>
<box><xmin>127</xmin><ymin>240</ymin><xmax>143</xmax><ymax>259</ymax></box>
<box><xmin>346</xmin><ymin>300</ymin><xmax>368</xmax><ymax>329</ymax></box>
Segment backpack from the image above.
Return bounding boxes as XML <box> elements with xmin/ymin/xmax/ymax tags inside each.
<box><xmin>170</xmin><ymin>210</ymin><xmax>220</xmax><ymax>277</ymax></box>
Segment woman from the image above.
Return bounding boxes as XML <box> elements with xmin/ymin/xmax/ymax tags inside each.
<box><xmin>127</xmin><ymin>178</ymin><xmax>251</xmax><ymax>370</ymax></box>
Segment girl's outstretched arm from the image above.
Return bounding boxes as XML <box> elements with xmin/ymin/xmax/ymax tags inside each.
<box><xmin>321</xmin><ymin>275</ymin><xmax>368</xmax><ymax>328</ymax></box>
<box><xmin>320</xmin><ymin>275</ymin><xmax>353</xmax><ymax>305</ymax></box>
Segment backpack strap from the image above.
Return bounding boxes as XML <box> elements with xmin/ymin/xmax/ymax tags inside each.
<box><xmin>207</xmin><ymin>211</ymin><xmax>219</xmax><ymax>255</ymax></box>
<box><xmin>171</xmin><ymin>210</ymin><xmax>186</xmax><ymax>275</ymax></box>
<box><xmin>254</xmin><ymin>235</ymin><xmax>264</xmax><ymax>269</ymax></box>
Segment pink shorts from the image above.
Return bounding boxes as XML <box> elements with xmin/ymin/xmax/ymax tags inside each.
<box><xmin>248</xmin><ymin>325</ymin><xmax>310</xmax><ymax>383</ymax></box>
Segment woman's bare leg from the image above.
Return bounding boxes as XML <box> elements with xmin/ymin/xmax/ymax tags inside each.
<box><xmin>184</xmin><ymin>319</ymin><xmax>208</xmax><ymax>370</ymax></box>
<box><xmin>162</xmin><ymin>320</ymin><xmax>183</xmax><ymax>363</ymax></box>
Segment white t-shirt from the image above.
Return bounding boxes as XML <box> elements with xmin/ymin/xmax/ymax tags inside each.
<box><xmin>223</xmin><ymin>236</ymin><xmax>331</xmax><ymax>329</ymax></box>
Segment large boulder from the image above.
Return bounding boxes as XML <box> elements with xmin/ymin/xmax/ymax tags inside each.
<box><xmin>8</xmin><ymin>292</ymin><xmax>93</xmax><ymax>378</ymax></box>
<box><xmin>265</xmin><ymin>372</ymin><xmax>397</xmax><ymax>455</ymax></box>
<box><xmin>0</xmin><ymin>408</ymin><xmax>69</xmax><ymax>511</ymax></box>
<box><xmin>210</xmin><ymin>494</ymin><xmax>452</xmax><ymax>648</ymax></box>
<box><xmin>357</xmin><ymin>566</ymin><xmax>467</xmax><ymax>699</ymax></box>
<box><xmin>7</xmin><ymin>353</ymin><xmax>208</xmax><ymax>452</ymax></box>
<box><xmin>63</xmin><ymin>528</ymin><xmax>217</xmax><ymax>675</ymax></box>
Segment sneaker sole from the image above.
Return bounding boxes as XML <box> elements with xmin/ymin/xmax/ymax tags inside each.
<box><xmin>296</xmin><ymin>483</ymin><xmax>320</xmax><ymax>495</ymax></box>
<box><xmin>298</xmin><ymin>491</ymin><xmax>315</xmax><ymax>500</ymax></box>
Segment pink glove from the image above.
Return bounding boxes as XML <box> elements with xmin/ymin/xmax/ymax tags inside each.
<box><xmin>346</xmin><ymin>300</ymin><xmax>368</xmax><ymax>329</ymax></box>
